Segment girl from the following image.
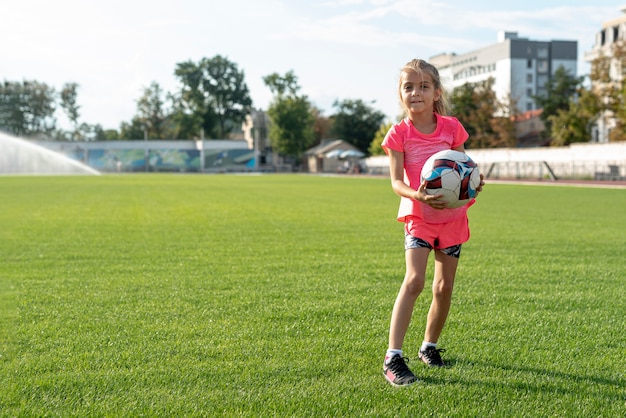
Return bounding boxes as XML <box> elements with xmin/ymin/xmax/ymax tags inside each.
<box><xmin>381</xmin><ymin>59</ymin><xmax>483</xmax><ymax>386</ymax></box>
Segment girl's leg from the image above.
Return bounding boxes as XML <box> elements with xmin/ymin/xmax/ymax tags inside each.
<box><xmin>423</xmin><ymin>250</ymin><xmax>459</xmax><ymax>344</ymax></box>
<box><xmin>388</xmin><ymin>247</ymin><xmax>430</xmax><ymax>350</ymax></box>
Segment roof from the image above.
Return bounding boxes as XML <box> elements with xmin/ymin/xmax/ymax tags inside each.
<box><xmin>513</xmin><ymin>109</ymin><xmax>543</xmax><ymax>122</ymax></box>
<box><xmin>304</xmin><ymin>139</ymin><xmax>358</xmax><ymax>156</ymax></box>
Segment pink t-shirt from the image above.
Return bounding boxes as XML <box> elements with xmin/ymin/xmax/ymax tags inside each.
<box><xmin>382</xmin><ymin>114</ymin><xmax>471</xmax><ymax>224</ymax></box>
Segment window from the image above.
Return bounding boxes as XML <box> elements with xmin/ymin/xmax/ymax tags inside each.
<box><xmin>537</xmin><ymin>75</ymin><xmax>548</xmax><ymax>87</ymax></box>
<box><xmin>537</xmin><ymin>60</ymin><xmax>548</xmax><ymax>73</ymax></box>
<box><xmin>527</xmin><ymin>74</ymin><xmax>533</xmax><ymax>83</ymax></box>
<box><xmin>527</xmin><ymin>59</ymin><xmax>533</xmax><ymax>68</ymax></box>
<box><xmin>527</xmin><ymin>88</ymin><xmax>533</xmax><ymax>97</ymax></box>
<box><xmin>537</xmin><ymin>47</ymin><xmax>548</xmax><ymax>59</ymax></box>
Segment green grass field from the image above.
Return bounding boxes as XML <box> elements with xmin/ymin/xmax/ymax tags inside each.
<box><xmin>1</xmin><ymin>174</ymin><xmax>624</xmax><ymax>417</ymax></box>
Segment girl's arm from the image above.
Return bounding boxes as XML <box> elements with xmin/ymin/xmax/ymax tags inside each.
<box><xmin>388</xmin><ymin>149</ymin><xmax>448</xmax><ymax>209</ymax></box>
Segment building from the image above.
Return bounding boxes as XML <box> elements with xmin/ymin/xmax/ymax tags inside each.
<box><xmin>32</xmin><ymin>139</ymin><xmax>251</xmax><ymax>173</ymax></box>
<box><xmin>430</xmin><ymin>32</ymin><xmax>578</xmax><ymax>115</ymax></box>
<box><xmin>584</xmin><ymin>7</ymin><xmax>626</xmax><ymax>143</ymax></box>
<box><xmin>304</xmin><ymin>139</ymin><xmax>364</xmax><ymax>174</ymax></box>
<box><xmin>241</xmin><ymin>108</ymin><xmax>277</xmax><ymax>170</ymax></box>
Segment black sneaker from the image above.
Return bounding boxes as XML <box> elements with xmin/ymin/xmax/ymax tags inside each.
<box><xmin>383</xmin><ymin>355</ymin><xmax>418</xmax><ymax>386</ymax></box>
<box><xmin>418</xmin><ymin>346</ymin><xmax>446</xmax><ymax>367</ymax></box>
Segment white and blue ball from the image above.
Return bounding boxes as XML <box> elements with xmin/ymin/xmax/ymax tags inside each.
<box><xmin>420</xmin><ymin>150</ymin><xmax>481</xmax><ymax>208</ymax></box>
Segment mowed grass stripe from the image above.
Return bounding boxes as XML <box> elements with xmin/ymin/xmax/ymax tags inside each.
<box><xmin>0</xmin><ymin>175</ymin><xmax>624</xmax><ymax>416</ymax></box>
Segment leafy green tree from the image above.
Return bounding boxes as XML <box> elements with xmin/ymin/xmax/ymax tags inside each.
<box><xmin>311</xmin><ymin>106</ymin><xmax>332</xmax><ymax>144</ymax></box>
<box><xmin>448</xmin><ymin>83</ymin><xmax>476</xmax><ymax>137</ymax></box>
<box><xmin>467</xmin><ymin>83</ymin><xmax>495</xmax><ymax>149</ymax></box>
<box><xmin>166</xmin><ymin>89</ymin><xmax>204</xmax><ymax>139</ymax></box>
<box><xmin>58</xmin><ymin>83</ymin><xmax>113</xmax><ymax>141</ymax></box>
<box><xmin>27</xmin><ymin>81</ymin><xmax>57</xmax><ymax>137</ymax></box>
<box><xmin>548</xmin><ymin>80</ymin><xmax>601</xmax><ymax>146</ymax></box>
<box><xmin>60</xmin><ymin>82</ymin><xmax>80</xmax><ymax>140</ymax></box>
<box><xmin>263</xmin><ymin>71</ymin><xmax>315</xmax><ymax>160</ymax></box>
<box><xmin>73</xmin><ymin>122</ymin><xmax>107</xmax><ymax>141</ymax></box>
<box><xmin>533</xmin><ymin>66</ymin><xmax>583</xmax><ymax>139</ymax></box>
<box><xmin>488</xmin><ymin>93</ymin><xmax>517</xmax><ymax>148</ymax></box>
<box><xmin>102</xmin><ymin>129</ymin><xmax>120</xmax><ymax>140</ymax></box>
<box><xmin>263</xmin><ymin>72</ymin><xmax>299</xmax><ymax>96</ymax></box>
<box><xmin>0</xmin><ymin>80</ymin><xmax>57</xmax><ymax>137</ymax></box>
<box><xmin>449</xmin><ymin>78</ymin><xmax>516</xmax><ymax>148</ymax></box>
<box><xmin>119</xmin><ymin>117</ymin><xmax>148</xmax><ymax>140</ymax></box>
<box><xmin>202</xmin><ymin>55</ymin><xmax>252</xmax><ymax>138</ymax></box>
<box><xmin>173</xmin><ymin>60</ymin><xmax>218</xmax><ymax>139</ymax></box>
<box><xmin>173</xmin><ymin>55</ymin><xmax>252</xmax><ymax>139</ymax></box>
<box><xmin>368</xmin><ymin>122</ymin><xmax>393</xmax><ymax>156</ymax></box>
<box><xmin>0</xmin><ymin>81</ymin><xmax>24</xmax><ymax>135</ymax></box>
<box><xmin>136</xmin><ymin>81</ymin><xmax>169</xmax><ymax>139</ymax></box>
<box><xmin>609</xmin><ymin>78</ymin><xmax>626</xmax><ymax>142</ymax></box>
<box><xmin>330</xmin><ymin>99</ymin><xmax>385</xmax><ymax>153</ymax></box>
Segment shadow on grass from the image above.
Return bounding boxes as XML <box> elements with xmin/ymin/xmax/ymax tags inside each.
<box><xmin>427</xmin><ymin>356</ymin><xmax>625</xmax><ymax>404</ymax></box>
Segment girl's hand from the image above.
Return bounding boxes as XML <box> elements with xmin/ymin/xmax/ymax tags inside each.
<box><xmin>474</xmin><ymin>174</ymin><xmax>485</xmax><ymax>197</ymax></box>
<box><xmin>415</xmin><ymin>180</ymin><xmax>448</xmax><ymax>210</ymax></box>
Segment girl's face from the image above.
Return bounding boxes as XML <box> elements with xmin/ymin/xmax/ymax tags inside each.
<box><xmin>400</xmin><ymin>71</ymin><xmax>441</xmax><ymax>116</ymax></box>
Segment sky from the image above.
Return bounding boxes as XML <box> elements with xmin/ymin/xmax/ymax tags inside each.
<box><xmin>1</xmin><ymin>0</ymin><xmax>623</xmax><ymax>131</ymax></box>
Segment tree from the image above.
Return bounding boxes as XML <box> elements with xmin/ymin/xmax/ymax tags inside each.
<box><xmin>331</xmin><ymin>99</ymin><xmax>386</xmax><ymax>153</ymax></box>
<box><xmin>0</xmin><ymin>81</ymin><xmax>25</xmax><ymax>135</ymax></box>
<box><xmin>449</xmin><ymin>78</ymin><xmax>516</xmax><ymax>148</ymax></box>
<box><xmin>368</xmin><ymin>122</ymin><xmax>393</xmax><ymax>156</ymax></box>
<box><xmin>548</xmin><ymin>80</ymin><xmax>601</xmax><ymax>146</ymax></box>
<box><xmin>60</xmin><ymin>82</ymin><xmax>81</xmax><ymax>140</ymax></box>
<box><xmin>589</xmin><ymin>41</ymin><xmax>626</xmax><ymax>142</ymax></box>
<box><xmin>488</xmin><ymin>93</ymin><xmax>517</xmax><ymax>148</ymax></box>
<box><xmin>119</xmin><ymin>117</ymin><xmax>148</xmax><ymax>140</ymax></box>
<box><xmin>609</xmin><ymin>78</ymin><xmax>626</xmax><ymax>142</ymax></box>
<box><xmin>203</xmin><ymin>55</ymin><xmax>253</xmax><ymax>138</ymax></box>
<box><xmin>136</xmin><ymin>81</ymin><xmax>169</xmax><ymax>139</ymax></box>
<box><xmin>100</xmin><ymin>128</ymin><xmax>120</xmax><ymax>140</ymax></box>
<box><xmin>263</xmin><ymin>72</ymin><xmax>299</xmax><ymax>96</ymax></box>
<box><xmin>263</xmin><ymin>71</ymin><xmax>315</xmax><ymax>160</ymax></box>
<box><xmin>533</xmin><ymin>66</ymin><xmax>583</xmax><ymax>140</ymax></box>
<box><xmin>0</xmin><ymin>80</ymin><xmax>57</xmax><ymax>137</ymax></box>
<box><xmin>73</xmin><ymin>122</ymin><xmax>107</xmax><ymax>141</ymax></box>
<box><xmin>173</xmin><ymin>60</ymin><xmax>218</xmax><ymax>139</ymax></box>
<box><xmin>167</xmin><ymin>89</ymin><xmax>205</xmax><ymax>139</ymax></box>
<box><xmin>448</xmin><ymin>83</ymin><xmax>476</xmax><ymax>139</ymax></box>
<box><xmin>173</xmin><ymin>55</ymin><xmax>252</xmax><ymax>139</ymax></box>
<box><xmin>488</xmin><ymin>115</ymin><xmax>516</xmax><ymax>148</ymax></box>
<box><xmin>311</xmin><ymin>106</ymin><xmax>332</xmax><ymax>145</ymax></box>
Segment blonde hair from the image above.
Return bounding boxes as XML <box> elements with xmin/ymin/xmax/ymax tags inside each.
<box><xmin>398</xmin><ymin>59</ymin><xmax>449</xmax><ymax>116</ymax></box>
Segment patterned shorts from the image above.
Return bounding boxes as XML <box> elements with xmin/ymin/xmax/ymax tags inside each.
<box><xmin>404</xmin><ymin>234</ymin><xmax>462</xmax><ymax>258</ymax></box>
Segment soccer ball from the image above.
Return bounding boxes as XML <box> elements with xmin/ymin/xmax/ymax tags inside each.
<box><xmin>420</xmin><ymin>150</ymin><xmax>481</xmax><ymax>208</ymax></box>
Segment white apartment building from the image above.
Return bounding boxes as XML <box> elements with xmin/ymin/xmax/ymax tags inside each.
<box><xmin>584</xmin><ymin>7</ymin><xmax>626</xmax><ymax>143</ymax></box>
<box><xmin>431</xmin><ymin>31</ymin><xmax>578</xmax><ymax>115</ymax></box>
